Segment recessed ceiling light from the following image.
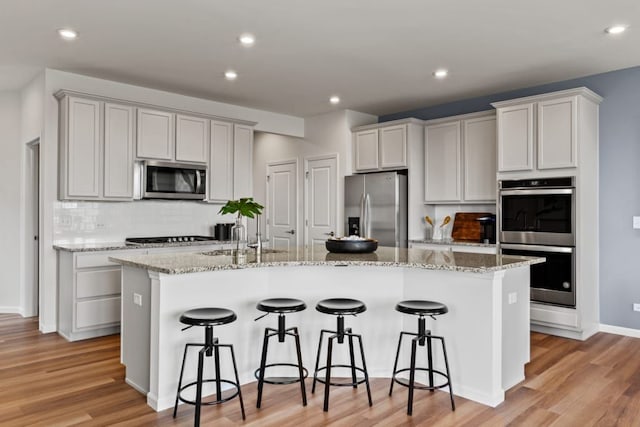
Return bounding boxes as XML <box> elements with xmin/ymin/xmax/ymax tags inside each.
<box><xmin>58</xmin><ymin>28</ymin><xmax>78</xmax><ymax>41</ymax></box>
<box><xmin>224</xmin><ymin>70</ymin><xmax>238</xmax><ymax>81</ymax></box>
<box><xmin>433</xmin><ymin>69</ymin><xmax>448</xmax><ymax>79</ymax></box>
<box><xmin>329</xmin><ymin>96</ymin><xmax>340</xmax><ymax>105</ymax></box>
<box><xmin>605</xmin><ymin>25</ymin><xmax>627</xmax><ymax>34</ymax></box>
<box><xmin>239</xmin><ymin>33</ymin><xmax>255</xmax><ymax>47</ymax></box>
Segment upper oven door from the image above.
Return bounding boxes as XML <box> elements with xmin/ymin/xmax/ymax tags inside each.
<box><xmin>500</xmin><ymin>187</ymin><xmax>575</xmax><ymax>246</ymax></box>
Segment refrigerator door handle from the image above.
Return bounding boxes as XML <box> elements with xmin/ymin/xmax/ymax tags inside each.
<box><xmin>364</xmin><ymin>193</ymin><xmax>371</xmax><ymax>238</ymax></box>
<box><xmin>359</xmin><ymin>193</ymin><xmax>366</xmax><ymax>237</ymax></box>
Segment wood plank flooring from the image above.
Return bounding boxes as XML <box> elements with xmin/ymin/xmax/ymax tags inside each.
<box><xmin>2</xmin><ymin>314</ymin><xmax>640</xmax><ymax>426</ymax></box>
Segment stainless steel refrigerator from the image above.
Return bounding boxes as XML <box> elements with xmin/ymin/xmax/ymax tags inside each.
<box><xmin>345</xmin><ymin>171</ymin><xmax>408</xmax><ymax>247</ymax></box>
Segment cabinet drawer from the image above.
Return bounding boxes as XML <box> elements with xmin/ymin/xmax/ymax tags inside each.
<box><xmin>76</xmin><ymin>268</ymin><xmax>121</xmax><ymax>298</ymax></box>
<box><xmin>76</xmin><ymin>253</ymin><xmax>119</xmax><ymax>268</ymax></box>
<box><xmin>76</xmin><ymin>296</ymin><xmax>121</xmax><ymax>329</ymax></box>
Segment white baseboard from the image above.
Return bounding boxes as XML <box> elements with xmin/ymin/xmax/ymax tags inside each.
<box><xmin>600</xmin><ymin>324</ymin><xmax>640</xmax><ymax>338</ymax></box>
<box><xmin>0</xmin><ymin>306</ymin><xmax>22</xmax><ymax>314</ymax></box>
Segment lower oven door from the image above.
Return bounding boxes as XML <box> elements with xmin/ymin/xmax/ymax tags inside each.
<box><xmin>501</xmin><ymin>243</ymin><xmax>575</xmax><ymax>307</ymax></box>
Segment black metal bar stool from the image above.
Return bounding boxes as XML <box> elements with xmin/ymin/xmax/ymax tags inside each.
<box><xmin>312</xmin><ymin>298</ymin><xmax>372</xmax><ymax>411</ymax></box>
<box><xmin>389</xmin><ymin>300</ymin><xmax>455</xmax><ymax>415</ymax></box>
<box><xmin>173</xmin><ymin>307</ymin><xmax>245</xmax><ymax>425</ymax></box>
<box><xmin>254</xmin><ymin>297</ymin><xmax>308</xmax><ymax>408</ymax></box>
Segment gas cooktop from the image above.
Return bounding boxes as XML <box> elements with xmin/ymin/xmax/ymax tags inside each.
<box><xmin>125</xmin><ymin>235</ymin><xmax>216</xmax><ymax>244</ymax></box>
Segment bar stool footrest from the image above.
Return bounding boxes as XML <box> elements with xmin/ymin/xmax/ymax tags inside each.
<box><xmin>392</xmin><ymin>367</ymin><xmax>451</xmax><ymax>390</ymax></box>
<box><xmin>314</xmin><ymin>365</ymin><xmax>369</xmax><ymax>387</ymax></box>
<box><xmin>177</xmin><ymin>379</ymin><xmax>241</xmax><ymax>406</ymax></box>
<box><xmin>254</xmin><ymin>363</ymin><xmax>309</xmax><ymax>385</ymax></box>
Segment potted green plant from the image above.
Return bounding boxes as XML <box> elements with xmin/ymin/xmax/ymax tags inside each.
<box><xmin>218</xmin><ymin>198</ymin><xmax>264</xmax><ymax>261</ymax></box>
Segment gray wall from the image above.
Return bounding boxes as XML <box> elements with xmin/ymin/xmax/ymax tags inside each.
<box><xmin>380</xmin><ymin>66</ymin><xmax>640</xmax><ymax>330</ymax></box>
<box><xmin>0</xmin><ymin>91</ymin><xmax>22</xmax><ymax>312</ymax></box>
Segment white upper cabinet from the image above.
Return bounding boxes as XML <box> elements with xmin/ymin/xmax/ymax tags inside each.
<box><xmin>379</xmin><ymin>124</ymin><xmax>407</xmax><ymax>169</ymax></box>
<box><xmin>354</xmin><ymin>129</ymin><xmax>379</xmax><ymax>171</ymax></box>
<box><xmin>136</xmin><ymin>108</ymin><xmax>175</xmax><ymax>160</ymax></box>
<box><xmin>208</xmin><ymin>121</ymin><xmax>255</xmax><ymax>202</ymax></box>
<box><xmin>537</xmin><ymin>97</ymin><xmax>577</xmax><ymax>169</ymax></box>
<box><xmin>352</xmin><ymin>120</ymin><xmax>422</xmax><ymax>172</ymax></box>
<box><xmin>463</xmin><ymin>115</ymin><xmax>497</xmax><ymax>201</ymax></box>
<box><xmin>208</xmin><ymin>120</ymin><xmax>234</xmax><ymax>202</ymax></box>
<box><xmin>492</xmin><ymin>88</ymin><xmax>601</xmax><ymax>175</ymax></box>
<box><xmin>424</xmin><ymin>112</ymin><xmax>496</xmax><ymax>203</ymax></box>
<box><xmin>424</xmin><ymin>121</ymin><xmax>461</xmax><ymax>202</ymax></box>
<box><xmin>233</xmin><ymin>124</ymin><xmax>254</xmax><ymax>199</ymax></box>
<box><xmin>61</xmin><ymin>96</ymin><xmax>102</xmax><ymax>199</ymax></box>
<box><xmin>57</xmin><ymin>93</ymin><xmax>135</xmax><ymax>201</ymax></box>
<box><xmin>176</xmin><ymin>114</ymin><xmax>209</xmax><ymax>164</ymax></box>
<box><xmin>104</xmin><ymin>103</ymin><xmax>135</xmax><ymax>199</ymax></box>
<box><xmin>496</xmin><ymin>103</ymin><xmax>534</xmax><ymax>172</ymax></box>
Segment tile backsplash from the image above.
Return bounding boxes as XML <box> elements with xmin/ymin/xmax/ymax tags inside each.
<box><xmin>53</xmin><ymin>200</ymin><xmax>237</xmax><ymax>243</ymax></box>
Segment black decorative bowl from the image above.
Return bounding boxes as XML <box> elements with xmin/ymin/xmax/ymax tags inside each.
<box><xmin>325</xmin><ymin>238</ymin><xmax>378</xmax><ymax>253</ymax></box>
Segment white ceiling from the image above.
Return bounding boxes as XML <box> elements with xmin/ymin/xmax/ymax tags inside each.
<box><xmin>1</xmin><ymin>0</ymin><xmax>638</xmax><ymax>117</ymax></box>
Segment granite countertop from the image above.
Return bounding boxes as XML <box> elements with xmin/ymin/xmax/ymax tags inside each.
<box><xmin>53</xmin><ymin>240</ymin><xmax>232</xmax><ymax>252</ymax></box>
<box><xmin>409</xmin><ymin>239</ymin><xmax>496</xmax><ymax>248</ymax></box>
<box><xmin>109</xmin><ymin>245</ymin><xmax>544</xmax><ymax>275</ymax></box>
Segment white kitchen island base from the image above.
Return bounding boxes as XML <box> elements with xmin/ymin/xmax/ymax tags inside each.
<box><xmin>119</xmin><ymin>262</ymin><xmax>531</xmax><ymax>411</ymax></box>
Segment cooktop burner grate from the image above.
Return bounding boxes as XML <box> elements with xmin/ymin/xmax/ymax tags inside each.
<box><xmin>125</xmin><ymin>235</ymin><xmax>216</xmax><ymax>244</ymax></box>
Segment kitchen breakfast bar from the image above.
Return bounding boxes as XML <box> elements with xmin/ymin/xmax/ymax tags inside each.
<box><xmin>109</xmin><ymin>246</ymin><xmax>543</xmax><ymax>412</ymax></box>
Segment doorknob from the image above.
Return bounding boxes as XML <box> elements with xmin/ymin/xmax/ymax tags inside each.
<box><xmin>324</xmin><ymin>231</ymin><xmax>335</xmax><ymax>237</ymax></box>
<box><xmin>285</xmin><ymin>229</ymin><xmax>295</xmax><ymax>235</ymax></box>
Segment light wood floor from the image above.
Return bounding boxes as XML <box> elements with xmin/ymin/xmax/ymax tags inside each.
<box><xmin>2</xmin><ymin>314</ymin><xmax>640</xmax><ymax>426</ymax></box>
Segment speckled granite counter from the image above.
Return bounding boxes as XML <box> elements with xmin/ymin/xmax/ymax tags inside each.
<box><xmin>53</xmin><ymin>240</ymin><xmax>232</xmax><ymax>252</ymax></box>
<box><xmin>109</xmin><ymin>245</ymin><xmax>542</xmax><ymax>275</ymax></box>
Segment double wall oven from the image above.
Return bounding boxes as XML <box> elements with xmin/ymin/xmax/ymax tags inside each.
<box><xmin>499</xmin><ymin>177</ymin><xmax>576</xmax><ymax>307</ymax></box>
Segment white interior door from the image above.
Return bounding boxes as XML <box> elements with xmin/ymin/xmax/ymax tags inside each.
<box><xmin>267</xmin><ymin>160</ymin><xmax>297</xmax><ymax>250</ymax></box>
<box><xmin>305</xmin><ymin>155</ymin><xmax>338</xmax><ymax>248</ymax></box>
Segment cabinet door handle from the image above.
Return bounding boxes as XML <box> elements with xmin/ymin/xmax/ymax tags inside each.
<box><xmin>324</xmin><ymin>231</ymin><xmax>335</xmax><ymax>237</ymax></box>
<box><xmin>285</xmin><ymin>229</ymin><xmax>295</xmax><ymax>235</ymax></box>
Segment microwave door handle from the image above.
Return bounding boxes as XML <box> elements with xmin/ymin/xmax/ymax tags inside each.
<box><xmin>196</xmin><ymin>170</ymin><xmax>202</xmax><ymax>193</ymax></box>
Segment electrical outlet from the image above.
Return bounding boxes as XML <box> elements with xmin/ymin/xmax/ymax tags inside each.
<box><xmin>508</xmin><ymin>292</ymin><xmax>517</xmax><ymax>304</ymax></box>
<box><xmin>133</xmin><ymin>293</ymin><xmax>142</xmax><ymax>307</ymax></box>
<box><xmin>633</xmin><ymin>303</ymin><xmax>640</xmax><ymax>312</ymax></box>
<box><xmin>634</xmin><ymin>216</ymin><xmax>640</xmax><ymax>229</ymax></box>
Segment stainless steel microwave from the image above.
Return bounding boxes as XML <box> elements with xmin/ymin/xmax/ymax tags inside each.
<box><xmin>134</xmin><ymin>161</ymin><xmax>206</xmax><ymax>200</ymax></box>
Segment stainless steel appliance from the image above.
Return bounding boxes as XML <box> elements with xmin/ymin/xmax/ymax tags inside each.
<box><xmin>135</xmin><ymin>161</ymin><xmax>206</xmax><ymax>200</ymax></box>
<box><xmin>499</xmin><ymin>177</ymin><xmax>575</xmax><ymax>246</ymax></box>
<box><xmin>499</xmin><ymin>177</ymin><xmax>575</xmax><ymax>307</ymax></box>
<box><xmin>345</xmin><ymin>171</ymin><xmax>407</xmax><ymax>247</ymax></box>
<box><xmin>125</xmin><ymin>235</ymin><xmax>216</xmax><ymax>245</ymax></box>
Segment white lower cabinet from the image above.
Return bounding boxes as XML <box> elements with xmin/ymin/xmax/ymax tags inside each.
<box><xmin>57</xmin><ymin>244</ymin><xmax>233</xmax><ymax>341</ymax></box>
<box><xmin>58</xmin><ymin>250</ymin><xmax>144</xmax><ymax>341</ymax></box>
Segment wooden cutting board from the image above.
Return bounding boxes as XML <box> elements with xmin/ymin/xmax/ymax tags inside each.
<box><xmin>451</xmin><ymin>212</ymin><xmax>493</xmax><ymax>242</ymax></box>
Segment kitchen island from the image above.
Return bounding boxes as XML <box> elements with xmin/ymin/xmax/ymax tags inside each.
<box><xmin>110</xmin><ymin>246</ymin><xmax>543</xmax><ymax>411</ymax></box>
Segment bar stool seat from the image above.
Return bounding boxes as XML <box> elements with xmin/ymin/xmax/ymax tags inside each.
<box><xmin>316</xmin><ymin>298</ymin><xmax>367</xmax><ymax>315</ymax></box>
<box><xmin>395</xmin><ymin>300</ymin><xmax>448</xmax><ymax>316</ymax></box>
<box><xmin>312</xmin><ymin>298</ymin><xmax>372</xmax><ymax>411</ymax></box>
<box><xmin>173</xmin><ymin>307</ymin><xmax>245</xmax><ymax>425</ymax></box>
<box><xmin>255</xmin><ymin>298</ymin><xmax>308</xmax><ymax>409</ymax></box>
<box><xmin>257</xmin><ymin>297</ymin><xmax>307</xmax><ymax>313</ymax></box>
<box><xmin>179</xmin><ymin>307</ymin><xmax>237</xmax><ymax>326</ymax></box>
<box><xmin>390</xmin><ymin>299</ymin><xmax>455</xmax><ymax>416</ymax></box>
